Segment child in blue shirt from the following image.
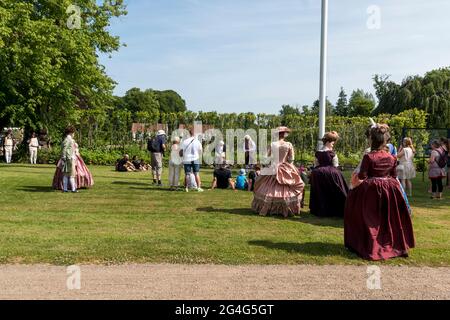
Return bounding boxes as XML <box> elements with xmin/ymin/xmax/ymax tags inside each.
<box><xmin>235</xmin><ymin>169</ymin><xmax>248</xmax><ymax>190</ymax></box>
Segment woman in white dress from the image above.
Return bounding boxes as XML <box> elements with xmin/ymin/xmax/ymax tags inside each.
<box><xmin>397</xmin><ymin>137</ymin><xmax>416</xmax><ymax>196</ymax></box>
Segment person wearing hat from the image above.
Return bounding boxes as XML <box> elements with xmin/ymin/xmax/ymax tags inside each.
<box><xmin>244</xmin><ymin>135</ymin><xmax>257</xmax><ymax>169</ymax></box>
<box><xmin>168</xmin><ymin>136</ymin><xmax>182</xmax><ymax>190</ymax></box>
<box><xmin>149</xmin><ymin>130</ymin><xmax>167</xmax><ymax>186</ymax></box>
<box><xmin>252</xmin><ymin>126</ymin><xmax>305</xmax><ymax>217</ymax></box>
<box><xmin>214</xmin><ymin>140</ymin><xmax>226</xmax><ymax>166</ymax></box>
<box><xmin>3</xmin><ymin>129</ymin><xmax>14</xmax><ymax>164</ymax></box>
<box><xmin>235</xmin><ymin>168</ymin><xmax>248</xmax><ymax>190</ymax></box>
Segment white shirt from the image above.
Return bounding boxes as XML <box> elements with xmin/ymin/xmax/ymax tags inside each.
<box><xmin>181</xmin><ymin>137</ymin><xmax>203</xmax><ymax>163</ymax></box>
<box><xmin>399</xmin><ymin>147</ymin><xmax>414</xmax><ymax>164</ymax></box>
<box><xmin>4</xmin><ymin>137</ymin><xmax>13</xmax><ymax>147</ymax></box>
<box><xmin>29</xmin><ymin>137</ymin><xmax>39</xmax><ymax>148</ymax></box>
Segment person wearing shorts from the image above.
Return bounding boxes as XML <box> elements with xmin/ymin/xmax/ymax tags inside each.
<box><xmin>181</xmin><ymin>134</ymin><xmax>203</xmax><ymax>192</ymax></box>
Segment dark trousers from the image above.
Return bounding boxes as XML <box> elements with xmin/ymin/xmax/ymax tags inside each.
<box><xmin>431</xmin><ymin>178</ymin><xmax>443</xmax><ymax>193</ymax></box>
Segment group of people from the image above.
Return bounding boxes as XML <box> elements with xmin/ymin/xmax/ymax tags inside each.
<box><xmin>115</xmin><ymin>155</ymin><xmax>150</xmax><ymax>172</ymax></box>
<box><xmin>249</xmin><ymin>124</ymin><xmax>447</xmax><ymax>261</ymax></box>
<box><xmin>1</xmin><ymin>129</ymin><xmax>42</xmax><ymax>164</ymax></box>
<box><xmin>3</xmin><ymin>124</ymin><xmax>449</xmax><ymax>261</ymax></box>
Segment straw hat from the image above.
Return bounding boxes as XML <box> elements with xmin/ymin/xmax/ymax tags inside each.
<box><xmin>275</xmin><ymin>126</ymin><xmax>291</xmax><ymax>134</ymax></box>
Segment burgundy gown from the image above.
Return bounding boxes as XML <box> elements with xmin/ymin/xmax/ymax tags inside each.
<box><xmin>309</xmin><ymin>150</ymin><xmax>349</xmax><ymax>217</ymax></box>
<box><xmin>344</xmin><ymin>150</ymin><xmax>415</xmax><ymax>261</ymax></box>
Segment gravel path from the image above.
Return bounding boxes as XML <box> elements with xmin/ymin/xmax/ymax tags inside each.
<box><xmin>0</xmin><ymin>264</ymin><xmax>449</xmax><ymax>300</ymax></box>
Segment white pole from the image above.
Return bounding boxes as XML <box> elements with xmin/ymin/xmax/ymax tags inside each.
<box><xmin>318</xmin><ymin>0</ymin><xmax>328</xmax><ymax>150</ymax></box>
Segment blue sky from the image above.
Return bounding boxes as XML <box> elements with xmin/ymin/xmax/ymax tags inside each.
<box><xmin>100</xmin><ymin>0</ymin><xmax>450</xmax><ymax>114</ymax></box>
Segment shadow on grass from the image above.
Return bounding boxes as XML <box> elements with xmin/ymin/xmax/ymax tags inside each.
<box><xmin>112</xmin><ymin>181</ymin><xmax>151</xmax><ymax>187</ymax></box>
<box><xmin>294</xmin><ymin>211</ymin><xmax>343</xmax><ymax>228</ymax></box>
<box><xmin>17</xmin><ymin>186</ymin><xmax>55</xmax><ymax>193</ymax></box>
<box><xmin>197</xmin><ymin>206</ymin><xmax>255</xmax><ymax>216</ymax></box>
<box><xmin>196</xmin><ymin>206</ymin><xmax>343</xmax><ymax>228</ymax></box>
<box><xmin>248</xmin><ymin>240</ymin><xmax>357</xmax><ymax>259</ymax></box>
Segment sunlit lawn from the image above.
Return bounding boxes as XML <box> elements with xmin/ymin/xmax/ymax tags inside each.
<box><xmin>0</xmin><ymin>164</ymin><xmax>449</xmax><ymax>266</ymax></box>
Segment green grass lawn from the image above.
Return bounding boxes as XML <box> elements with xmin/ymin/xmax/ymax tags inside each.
<box><xmin>0</xmin><ymin>164</ymin><xmax>449</xmax><ymax>266</ymax></box>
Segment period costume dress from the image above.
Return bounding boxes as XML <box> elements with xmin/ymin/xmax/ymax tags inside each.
<box><xmin>344</xmin><ymin>150</ymin><xmax>415</xmax><ymax>261</ymax></box>
<box><xmin>252</xmin><ymin>141</ymin><xmax>305</xmax><ymax>217</ymax></box>
<box><xmin>309</xmin><ymin>148</ymin><xmax>349</xmax><ymax>217</ymax></box>
<box><xmin>53</xmin><ymin>141</ymin><xmax>94</xmax><ymax>190</ymax></box>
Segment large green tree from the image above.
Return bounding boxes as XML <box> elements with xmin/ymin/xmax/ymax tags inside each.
<box><xmin>373</xmin><ymin>69</ymin><xmax>450</xmax><ymax>127</ymax></box>
<box><xmin>0</xmin><ymin>0</ymin><xmax>127</xmax><ymax>138</ymax></box>
<box><xmin>120</xmin><ymin>87</ymin><xmax>160</xmax><ymax>122</ymax></box>
<box><xmin>348</xmin><ymin>89</ymin><xmax>375</xmax><ymax>117</ymax></box>
<box><xmin>154</xmin><ymin>90</ymin><xmax>187</xmax><ymax>113</ymax></box>
<box><xmin>335</xmin><ymin>87</ymin><xmax>349</xmax><ymax>116</ymax></box>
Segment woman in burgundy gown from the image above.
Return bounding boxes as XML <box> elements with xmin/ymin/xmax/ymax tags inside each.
<box><xmin>344</xmin><ymin>124</ymin><xmax>415</xmax><ymax>261</ymax></box>
<box><xmin>309</xmin><ymin>131</ymin><xmax>349</xmax><ymax>217</ymax></box>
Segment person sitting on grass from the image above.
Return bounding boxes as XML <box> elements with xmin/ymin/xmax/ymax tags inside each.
<box><xmin>235</xmin><ymin>169</ymin><xmax>248</xmax><ymax>191</ymax></box>
<box><xmin>116</xmin><ymin>154</ymin><xmax>136</xmax><ymax>172</ymax></box>
<box><xmin>211</xmin><ymin>163</ymin><xmax>235</xmax><ymax>190</ymax></box>
<box><xmin>248</xmin><ymin>165</ymin><xmax>261</xmax><ymax>191</ymax></box>
<box><xmin>132</xmin><ymin>156</ymin><xmax>142</xmax><ymax>171</ymax></box>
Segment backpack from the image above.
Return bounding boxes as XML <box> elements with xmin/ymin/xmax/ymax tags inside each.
<box><xmin>436</xmin><ymin>148</ymin><xmax>448</xmax><ymax>169</ymax></box>
<box><xmin>147</xmin><ymin>137</ymin><xmax>160</xmax><ymax>152</ymax></box>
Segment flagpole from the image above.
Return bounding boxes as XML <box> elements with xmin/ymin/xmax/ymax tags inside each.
<box><xmin>318</xmin><ymin>0</ymin><xmax>328</xmax><ymax>150</ymax></box>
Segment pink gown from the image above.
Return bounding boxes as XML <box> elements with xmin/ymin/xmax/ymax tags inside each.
<box><xmin>52</xmin><ymin>144</ymin><xmax>94</xmax><ymax>190</ymax></box>
<box><xmin>252</xmin><ymin>141</ymin><xmax>305</xmax><ymax>217</ymax></box>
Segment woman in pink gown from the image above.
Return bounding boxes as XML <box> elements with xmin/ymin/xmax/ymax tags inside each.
<box><xmin>53</xmin><ymin>142</ymin><xmax>94</xmax><ymax>190</ymax></box>
<box><xmin>344</xmin><ymin>124</ymin><xmax>415</xmax><ymax>261</ymax></box>
<box><xmin>252</xmin><ymin>127</ymin><xmax>305</xmax><ymax>217</ymax></box>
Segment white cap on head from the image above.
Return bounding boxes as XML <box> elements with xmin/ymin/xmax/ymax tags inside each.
<box><xmin>157</xmin><ymin>130</ymin><xmax>166</xmax><ymax>136</ymax></box>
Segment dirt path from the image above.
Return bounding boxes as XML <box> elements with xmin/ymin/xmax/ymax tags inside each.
<box><xmin>0</xmin><ymin>264</ymin><xmax>449</xmax><ymax>300</ymax></box>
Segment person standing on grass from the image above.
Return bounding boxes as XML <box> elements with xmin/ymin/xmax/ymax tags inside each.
<box><xmin>429</xmin><ymin>140</ymin><xmax>447</xmax><ymax>200</ymax></box>
<box><xmin>244</xmin><ymin>135</ymin><xmax>256</xmax><ymax>169</ymax></box>
<box><xmin>28</xmin><ymin>132</ymin><xmax>40</xmax><ymax>165</ymax></box>
<box><xmin>214</xmin><ymin>140</ymin><xmax>226</xmax><ymax>166</ymax></box>
<box><xmin>169</xmin><ymin>136</ymin><xmax>182</xmax><ymax>190</ymax></box>
<box><xmin>3</xmin><ymin>129</ymin><xmax>14</xmax><ymax>164</ymax></box>
<box><xmin>181</xmin><ymin>128</ymin><xmax>203</xmax><ymax>192</ymax></box>
<box><xmin>397</xmin><ymin>137</ymin><xmax>416</xmax><ymax>197</ymax></box>
<box><xmin>344</xmin><ymin>124</ymin><xmax>415</xmax><ymax>261</ymax></box>
<box><xmin>309</xmin><ymin>131</ymin><xmax>349</xmax><ymax>217</ymax></box>
<box><xmin>252</xmin><ymin>127</ymin><xmax>304</xmax><ymax>217</ymax></box>
<box><xmin>439</xmin><ymin>137</ymin><xmax>450</xmax><ymax>188</ymax></box>
<box><xmin>60</xmin><ymin>126</ymin><xmax>78</xmax><ymax>193</ymax></box>
<box><xmin>149</xmin><ymin>130</ymin><xmax>167</xmax><ymax>186</ymax></box>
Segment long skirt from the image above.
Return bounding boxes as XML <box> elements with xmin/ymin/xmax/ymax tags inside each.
<box><xmin>309</xmin><ymin>166</ymin><xmax>349</xmax><ymax>217</ymax></box>
<box><xmin>252</xmin><ymin>163</ymin><xmax>305</xmax><ymax>218</ymax></box>
<box><xmin>344</xmin><ymin>177</ymin><xmax>415</xmax><ymax>261</ymax></box>
<box><xmin>53</xmin><ymin>155</ymin><xmax>94</xmax><ymax>190</ymax></box>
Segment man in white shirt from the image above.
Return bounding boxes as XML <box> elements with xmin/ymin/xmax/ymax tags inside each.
<box><xmin>181</xmin><ymin>131</ymin><xmax>204</xmax><ymax>192</ymax></box>
<box><xmin>28</xmin><ymin>132</ymin><xmax>40</xmax><ymax>165</ymax></box>
<box><xmin>3</xmin><ymin>129</ymin><xmax>14</xmax><ymax>164</ymax></box>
